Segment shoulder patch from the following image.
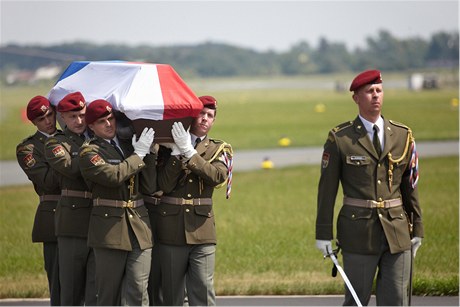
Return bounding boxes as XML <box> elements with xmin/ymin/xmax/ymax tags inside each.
<box><xmin>389</xmin><ymin>120</ymin><xmax>410</xmax><ymax>130</ymax></box>
<box><xmin>23</xmin><ymin>153</ymin><xmax>36</xmax><ymax>168</ymax></box>
<box><xmin>90</xmin><ymin>154</ymin><xmax>105</xmax><ymax>166</ymax></box>
<box><xmin>332</xmin><ymin>121</ymin><xmax>353</xmax><ymax>133</ymax></box>
<box><xmin>52</xmin><ymin>145</ymin><xmax>66</xmax><ymax>157</ymax></box>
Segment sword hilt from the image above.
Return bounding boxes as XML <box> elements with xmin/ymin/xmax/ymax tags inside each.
<box><xmin>325</xmin><ymin>247</ymin><xmax>341</xmax><ymax>278</ymax></box>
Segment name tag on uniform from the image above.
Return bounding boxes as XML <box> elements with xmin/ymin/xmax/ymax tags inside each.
<box><xmin>107</xmin><ymin>159</ymin><xmax>121</xmax><ymax>164</ymax></box>
<box><xmin>350</xmin><ymin>155</ymin><xmax>366</xmax><ymax>161</ymax></box>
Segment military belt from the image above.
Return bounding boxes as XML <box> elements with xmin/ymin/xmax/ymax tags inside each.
<box><xmin>61</xmin><ymin>189</ymin><xmax>92</xmax><ymax>199</ymax></box>
<box><xmin>161</xmin><ymin>196</ymin><xmax>212</xmax><ymax>206</ymax></box>
<box><xmin>39</xmin><ymin>194</ymin><xmax>61</xmax><ymax>202</ymax></box>
<box><xmin>343</xmin><ymin>197</ymin><xmax>402</xmax><ymax>209</ymax></box>
<box><xmin>144</xmin><ymin>196</ymin><xmax>161</xmax><ymax>205</ymax></box>
<box><xmin>93</xmin><ymin>198</ymin><xmax>144</xmax><ymax>208</ymax></box>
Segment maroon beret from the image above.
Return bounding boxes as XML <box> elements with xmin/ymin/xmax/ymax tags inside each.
<box><xmin>349</xmin><ymin>70</ymin><xmax>383</xmax><ymax>91</ymax></box>
<box><xmin>199</xmin><ymin>95</ymin><xmax>217</xmax><ymax>109</ymax></box>
<box><xmin>57</xmin><ymin>91</ymin><xmax>86</xmax><ymax>112</ymax></box>
<box><xmin>27</xmin><ymin>95</ymin><xmax>52</xmax><ymax>121</ymax></box>
<box><xmin>85</xmin><ymin>99</ymin><xmax>113</xmax><ymax>125</ymax></box>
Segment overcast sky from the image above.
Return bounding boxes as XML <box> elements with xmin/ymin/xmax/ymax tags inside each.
<box><xmin>1</xmin><ymin>0</ymin><xmax>458</xmax><ymax>52</ymax></box>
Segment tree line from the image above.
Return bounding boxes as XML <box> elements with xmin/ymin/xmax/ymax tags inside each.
<box><xmin>1</xmin><ymin>29</ymin><xmax>458</xmax><ymax>78</ymax></box>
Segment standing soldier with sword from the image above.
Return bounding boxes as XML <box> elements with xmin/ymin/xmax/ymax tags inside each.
<box><xmin>315</xmin><ymin>70</ymin><xmax>423</xmax><ymax>306</ymax></box>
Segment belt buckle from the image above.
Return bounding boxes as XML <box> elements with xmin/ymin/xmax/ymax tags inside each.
<box><xmin>182</xmin><ymin>199</ymin><xmax>194</xmax><ymax>205</ymax></box>
<box><xmin>124</xmin><ymin>200</ymin><xmax>134</xmax><ymax>208</ymax></box>
<box><xmin>374</xmin><ymin>200</ymin><xmax>385</xmax><ymax>208</ymax></box>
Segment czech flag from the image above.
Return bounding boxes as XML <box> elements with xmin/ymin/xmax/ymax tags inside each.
<box><xmin>47</xmin><ymin>61</ymin><xmax>203</xmax><ymax>141</ymax></box>
<box><xmin>48</xmin><ymin>61</ymin><xmax>202</xmax><ymax>120</ymax></box>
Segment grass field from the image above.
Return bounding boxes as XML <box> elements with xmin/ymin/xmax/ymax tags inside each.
<box><xmin>1</xmin><ymin>76</ymin><xmax>458</xmax><ymax>159</ymax></box>
<box><xmin>0</xmin><ymin>74</ymin><xmax>458</xmax><ymax>298</ymax></box>
<box><xmin>0</xmin><ymin>157</ymin><xmax>458</xmax><ymax>298</ymax></box>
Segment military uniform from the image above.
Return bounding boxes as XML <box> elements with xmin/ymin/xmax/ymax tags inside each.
<box><xmin>16</xmin><ymin>130</ymin><xmax>61</xmax><ymax>305</ymax></box>
<box><xmin>316</xmin><ymin>116</ymin><xmax>424</xmax><ymax>305</ymax></box>
<box><xmin>45</xmin><ymin>128</ymin><xmax>96</xmax><ymax>305</ymax></box>
<box><xmin>79</xmin><ymin>135</ymin><xmax>157</xmax><ymax>305</ymax></box>
<box><xmin>155</xmin><ymin>136</ymin><xmax>232</xmax><ymax>306</ymax></box>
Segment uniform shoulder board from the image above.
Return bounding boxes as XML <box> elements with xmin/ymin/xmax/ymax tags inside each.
<box><xmin>332</xmin><ymin>121</ymin><xmax>353</xmax><ymax>133</ymax></box>
<box><xmin>389</xmin><ymin>120</ymin><xmax>410</xmax><ymax>130</ymax></box>
<box><xmin>45</xmin><ymin>137</ymin><xmax>59</xmax><ymax>145</ymax></box>
<box><xmin>21</xmin><ymin>134</ymin><xmax>34</xmax><ymax>143</ymax></box>
<box><xmin>79</xmin><ymin>145</ymin><xmax>93</xmax><ymax>157</ymax></box>
<box><xmin>83</xmin><ymin>137</ymin><xmax>97</xmax><ymax>146</ymax></box>
<box><xmin>209</xmin><ymin>138</ymin><xmax>225</xmax><ymax>144</ymax></box>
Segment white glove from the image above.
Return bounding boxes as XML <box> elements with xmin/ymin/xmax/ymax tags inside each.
<box><xmin>171</xmin><ymin>122</ymin><xmax>196</xmax><ymax>159</ymax></box>
<box><xmin>411</xmin><ymin>237</ymin><xmax>422</xmax><ymax>258</ymax></box>
<box><xmin>132</xmin><ymin>127</ymin><xmax>155</xmax><ymax>159</ymax></box>
<box><xmin>162</xmin><ymin>142</ymin><xmax>181</xmax><ymax>156</ymax></box>
<box><xmin>316</xmin><ymin>240</ymin><xmax>333</xmax><ymax>257</ymax></box>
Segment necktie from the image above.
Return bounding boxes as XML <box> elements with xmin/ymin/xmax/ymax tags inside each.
<box><xmin>110</xmin><ymin>140</ymin><xmax>124</xmax><ymax>158</ymax></box>
<box><xmin>194</xmin><ymin>138</ymin><xmax>202</xmax><ymax>148</ymax></box>
<box><xmin>373</xmin><ymin>125</ymin><xmax>382</xmax><ymax>156</ymax></box>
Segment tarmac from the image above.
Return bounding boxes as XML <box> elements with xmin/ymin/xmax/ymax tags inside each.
<box><xmin>1</xmin><ymin>140</ymin><xmax>458</xmax><ymax>186</ymax></box>
<box><xmin>1</xmin><ymin>140</ymin><xmax>458</xmax><ymax>305</ymax></box>
<box><xmin>0</xmin><ymin>295</ymin><xmax>458</xmax><ymax>306</ymax></box>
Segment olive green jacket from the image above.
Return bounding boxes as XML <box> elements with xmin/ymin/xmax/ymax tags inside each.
<box><xmin>45</xmin><ymin>128</ymin><xmax>92</xmax><ymax>238</ymax></box>
<box><xmin>155</xmin><ymin>137</ymin><xmax>231</xmax><ymax>246</ymax></box>
<box><xmin>16</xmin><ymin>131</ymin><xmax>61</xmax><ymax>242</ymax></box>
<box><xmin>79</xmin><ymin>136</ymin><xmax>157</xmax><ymax>251</ymax></box>
<box><xmin>316</xmin><ymin>116</ymin><xmax>424</xmax><ymax>254</ymax></box>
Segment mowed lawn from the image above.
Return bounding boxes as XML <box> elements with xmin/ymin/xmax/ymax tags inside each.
<box><xmin>0</xmin><ymin>76</ymin><xmax>458</xmax><ymax>297</ymax></box>
<box><xmin>1</xmin><ymin>79</ymin><xmax>459</xmax><ymax>159</ymax></box>
<box><xmin>0</xmin><ymin>156</ymin><xmax>458</xmax><ymax>298</ymax></box>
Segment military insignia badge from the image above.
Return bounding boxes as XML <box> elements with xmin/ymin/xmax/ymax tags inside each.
<box><xmin>322</xmin><ymin>152</ymin><xmax>330</xmax><ymax>168</ymax></box>
<box><xmin>52</xmin><ymin>145</ymin><xmax>66</xmax><ymax>157</ymax></box>
<box><xmin>24</xmin><ymin>153</ymin><xmax>36</xmax><ymax>168</ymax></box>
<box><xmin>90</xmin><ymin>154</ymin><xmax>105</xmax><ymax>166</ymax></box>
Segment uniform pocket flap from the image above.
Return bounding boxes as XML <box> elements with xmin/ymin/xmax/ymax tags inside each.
<box><xmin>194</xmin><ymin>205</ymin><xmax>214</xmax><ymax>218</ymax></box>
<box><xmin>158</xmin><ymin>204</ymin><xmax>181</xmax><ymax>216</ymax></box>
<box><xmin>388</xmin><ymin>206</ymin><xmax>406</xmax><ymax>220</ymax></box>
<box><xmin>339</xmin><ymin>205</ymin><xmax>372</xmax><ymax>220</ymax></box>
<box><xmin>91</xmin><ymin>206</ymin><xmax>124</xmax><ymax>217</ymax></box>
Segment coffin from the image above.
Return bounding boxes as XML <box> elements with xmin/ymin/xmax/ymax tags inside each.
<box><xmin>47</xmin><ymin>61</ymin><xmax>202</xmax><ymax>142</ymax></box>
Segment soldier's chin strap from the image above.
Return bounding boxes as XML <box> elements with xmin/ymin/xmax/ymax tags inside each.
<box><xmin>325</xmin><ymin>247</ymin><xmax>363</xmax><ymax>307</ymax></box>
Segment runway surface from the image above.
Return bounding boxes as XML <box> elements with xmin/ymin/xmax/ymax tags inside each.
<box><xmin>1</xmin><ymin>140</ymin><xmax>458</xmax><ymax>186</ymax></box>
<box><xmin>0</xmin><ymin>295</ymin><xmax>458</xmax><ymax>306</ymax></box>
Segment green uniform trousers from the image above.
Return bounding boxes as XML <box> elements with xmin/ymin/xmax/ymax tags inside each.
<box><xmin>342</xmin><ymin>234</ymin><xmax>411</xmax><ymax>306</ymax></box>
<box><xmin>93</xmin><ymin>226</ymin><xmax>152</xmax><ymax>307</ymax></box>
<box><xmin>159</xmin><ymin>243</ymin><xmax>216</xmax><ymax>306</ymax></box>
<box><xmin>58</xmin><ymin>237</ymin><xmax>97</xmax><ymax>305</ymax></box>
<box><xmin>43</xmin><ymin>242</ymin><xmax>60</xmax><ymax>306</ymax></box>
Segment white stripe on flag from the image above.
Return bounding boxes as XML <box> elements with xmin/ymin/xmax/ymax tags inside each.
<box><xmin>121</xmin><ymin>64</ymin><xmax>165</xmax><ymax>121</ymax></box>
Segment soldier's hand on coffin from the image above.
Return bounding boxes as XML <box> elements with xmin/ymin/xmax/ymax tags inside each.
<box><xmin>411</xmin><ymin>236</ymin><xmax>422</xmax><ymax>258</ymax></box>
<box><xmin>316</xmin><ymin>240</ymin><xmax>333</xmax><ymax>257</ymax></box>
<box><xmin>171</xmin><ymin>122</ymin><xmax>197</xmax><ymax>159</ymax></box>
<box><xmin>132</xmin><ymin>127</ymin><xmax>155</xmax><ymax>159</ymax></box>
<box><xmin>162</xmin><ymin>143</ymin><xmax>181</xmax><ymax>156</ymax></box>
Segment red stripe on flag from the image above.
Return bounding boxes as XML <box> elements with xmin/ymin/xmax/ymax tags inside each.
<box><xmin>157</xmin><ymin>65</ymin><xmax>202</xmax><ymax>120</ymax></box>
